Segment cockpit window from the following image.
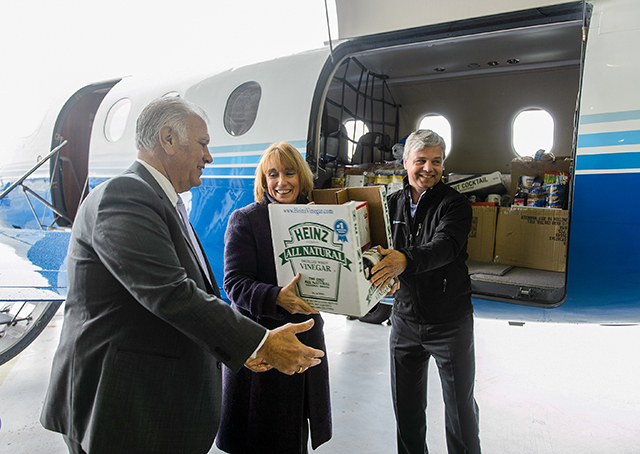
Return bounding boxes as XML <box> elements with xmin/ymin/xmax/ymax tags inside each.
<box><xmin>224</xmin><ymin>81</ymin><xmax>261</xmax><ymax>136</ymax></box>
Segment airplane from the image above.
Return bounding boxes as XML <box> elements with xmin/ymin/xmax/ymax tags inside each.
<box><xmin>1</xmin><ymin>0</ymin><xmax>639</xmax><ymax>365</ymax></box>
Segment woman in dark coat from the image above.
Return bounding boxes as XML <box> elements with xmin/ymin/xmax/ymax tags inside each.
<box><xmin>215</xmin><ymin>142</ymin><xmax>332</xmax><ymax>453</ymax></box>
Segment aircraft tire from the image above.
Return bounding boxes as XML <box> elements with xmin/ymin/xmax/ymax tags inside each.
<box><xmin>0</xmin><ymin>300</ymin><xmax>62</xmax><ymax>366</ymax></box>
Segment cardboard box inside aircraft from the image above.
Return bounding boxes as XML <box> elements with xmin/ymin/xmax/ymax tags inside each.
<box><xmin>345</xmin><ymin>174</ymin><xmax>365</xmax><ymax>187</ymax></box>
<box><xmin>510</xmin><ymin>157</ymin><xmax>573</xmax><ymax>199</ymax></box>
<box><xmin>493</xmin><ymin>207</ymin><xmax>568</xmax><ymax>272</ymax></box>
<box><xmin>268</xmin><ymin>186</ymin><xmax>393</xmax><ymax>317</ymax></box>
<box><xmin>467</xmin><ymin>205</ymin><xmax>498</xmax><ymax>262</ymax></box>
<box><xmin>448</xmin><ymin>171</ymin><xmax>508</xmax><ymax>199</ymax></box>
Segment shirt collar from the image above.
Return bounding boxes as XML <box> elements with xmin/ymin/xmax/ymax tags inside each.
<box><xmin>410</xmin><ymin>191</ymin><xmax>426</xmax><ymax>218</ymax></box>
<box><xmin>136</xmin><ymin>159</ymin><xmax>180</xmax><ymax>207</ymax></box>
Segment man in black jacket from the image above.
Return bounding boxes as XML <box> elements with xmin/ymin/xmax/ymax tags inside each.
<box><xmin>370</xmin><ymin>129</ymin><xmax>481</xmax><ymax>454</ymax></box>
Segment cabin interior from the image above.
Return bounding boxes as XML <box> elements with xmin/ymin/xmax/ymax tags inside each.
<box><xmin>313</xmin><ymin>12</ymin><xmax>584</xmax><ymax>308</ymax></box>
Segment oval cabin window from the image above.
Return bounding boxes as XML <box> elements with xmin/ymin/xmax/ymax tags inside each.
<box><xmin>224</xmin><ymin>81</ymin><xmax>262</xmax><ymax>136</ymax></box>
<box><xmin>104</xmin><ymin>98</ymin><xmax>131</xmax><ymax>143</ymax></box>
<box><xmin>418</xmin><ymin>115</ymin><xmax>452</xmax><ymax>156</ymax></box>
<box><xmin>513</xmin><ymin>109</ymin><xmax>554</xmax><ymax>157</ymax></box>
<box><xmin>343</xmin><ymin>119</ymin><xmax>369</xmax><ymax>162</ymax></box>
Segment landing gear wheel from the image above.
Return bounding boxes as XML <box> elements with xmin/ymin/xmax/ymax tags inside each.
<box><xmin>0</xmin><ymin>300</ymin><xmax>62</xmax><ymax>365</ymax></box>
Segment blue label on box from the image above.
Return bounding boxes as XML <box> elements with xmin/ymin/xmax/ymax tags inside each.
<box><xmin>334</xmin><ymin>219</ymin><xmax>349</xmax><ymax>242</ymax></box>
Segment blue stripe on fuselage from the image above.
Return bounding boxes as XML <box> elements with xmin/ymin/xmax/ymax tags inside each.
<box><xmin>575</xmin><ymin>151</ymin><xmax>640</xmax><ymax>171</ymax></box>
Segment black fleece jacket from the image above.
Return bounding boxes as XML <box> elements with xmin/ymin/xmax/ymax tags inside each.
<box><xmin>389</xmin><ymin>178</ymin><xmax>473</xmax><ymax>323</ymax></box>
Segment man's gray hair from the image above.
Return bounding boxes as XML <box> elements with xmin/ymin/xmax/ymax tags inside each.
<box><xmin>136</xmin><ymin>97</ymin><xmax>209</xmax><ymax>152</ymax></box>
<box><xmin>403</xmin><ymin>129</ymin><xmax>446</xmax><ymax>161</ymax></box>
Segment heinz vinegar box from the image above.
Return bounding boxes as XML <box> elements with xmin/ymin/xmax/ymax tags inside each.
<box><xmin>269</xmin><ymin>186</ymin><xmax>392</xmax><ymax>317</ymax></box>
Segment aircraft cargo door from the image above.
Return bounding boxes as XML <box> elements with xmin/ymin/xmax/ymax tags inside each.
<box><xmin>50</xmin><ymin>79</ymin><xmax>121</xmax><ymax>226</ymax></box>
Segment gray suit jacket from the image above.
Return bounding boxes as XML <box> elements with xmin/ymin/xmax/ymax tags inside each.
<box><xmin>41</xmin><ymin>161</ymin><xmax>266</xmax><ymax>454</ymax></box>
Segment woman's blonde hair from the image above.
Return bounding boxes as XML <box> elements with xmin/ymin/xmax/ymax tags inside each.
<box><xmin>254</xmin><ymin>142</ymin><xmax>314</xmax><ymax>203</ymax></box>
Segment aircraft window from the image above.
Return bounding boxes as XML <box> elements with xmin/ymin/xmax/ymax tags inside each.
<box><xmin>104</xmin><ymin>98</ymin><xmax>131</xmax><ymax>143</ymax></box>
<box><xmin>513</xmin><ymin>109</ymin><xmax>554</xmax><ymax>156</ymax></box>
<box><xmin>224</xmin><ymin>81</ymin><xmax>261</xmax><ymax>136</ymax></box>
<box><xmin>343</xmin><ymin>119</ymin><xmax>369</xmax><ymax>162</ymax></box>
<box><xmin>418</xmin><ymin>115</ymin><xmax>451</xmax><ymax>156</ymax></box>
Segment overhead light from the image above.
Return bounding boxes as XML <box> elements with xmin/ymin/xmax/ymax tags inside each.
<box><xmin>434</xmin><ymin>67</ymin><xmax>446</xmax><ymax>72</ymax></box>
<box><xmin>468</xmin><ymin>63</ymin><xmax>481</xmax><ymax>69</ymax></box>
<box><xmin>487</xmin><ymin>61</ymin><xmax>500</xmax><ymax>66</ymax></box>
<box><xmin>507</xmin><ymin>58</ymin><xmax>520</xmax><ymax>65</ymax></box>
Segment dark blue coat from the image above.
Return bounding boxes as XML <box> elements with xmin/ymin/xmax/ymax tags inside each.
<box><xmin>216</xmin><ymin>198</ymin><xmax>332</xmax><ymax>453</ymax></box>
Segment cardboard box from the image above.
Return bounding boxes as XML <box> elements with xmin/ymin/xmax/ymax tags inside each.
<box><xmin>494</xmin><ymin>207</ymin><xmax>568</xmax><ymax>272</ymax></box>
<box><xmin>510</xmin><ymin>157</ymin><xmax>572</xmax><ymax>199</ymax></box>
<box><xmin>467</xmin><ymin>205</ymin><xmax>498</xmax><ymax>262</ymax></box>
<box><xmin>448</xmin><ymin>171</ymin><xmax>508</xmax><ymax>199</ymax></box>
<box><xmin>345</xmin><ymin>175</ymin><xmax>365</xmax><ymax>187</ymax></box>
<box><xmin>269</xmin><ymin>186</ymin><xmax>393</xmax><ymax>317</ymax></box>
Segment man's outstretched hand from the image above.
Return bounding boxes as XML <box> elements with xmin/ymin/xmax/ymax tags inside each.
<box><xmin>256</xmin><ymin>319</ymin><xmax>324</xmax><ymax>375</ymax></box>
<box><xmin>244</xmin><ymin>356</ymin><xmax>273</xmax><ymax>373</ymax></box>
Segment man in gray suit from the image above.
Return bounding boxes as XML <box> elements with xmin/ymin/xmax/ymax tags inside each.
<box><xmin>41</xmin><ymin>97</ymin><xmax>324</xmax><ymax>454</ymax></box>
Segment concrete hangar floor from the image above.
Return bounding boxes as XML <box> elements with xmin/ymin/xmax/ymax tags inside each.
<box><xmin>1</xmin><ymin>306</ymin><xmax>639</xmax><ymax>453</ymax></box>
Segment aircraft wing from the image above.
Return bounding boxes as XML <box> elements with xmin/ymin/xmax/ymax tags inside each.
<box><xmin>0</xmin><ymin>227</ymin><xmax>69</xmax><ymax>302</ymax></box>
<box><xmin>0</xmin><ymin>227</ymin><xmax>69</xmax><ymax>363</ymax></box>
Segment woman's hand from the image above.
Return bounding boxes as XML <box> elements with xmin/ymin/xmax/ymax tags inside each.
<box><xmin>276</xmin><ymin>273</ymin><xmax>319</xmax><ymax>315</ymax></box>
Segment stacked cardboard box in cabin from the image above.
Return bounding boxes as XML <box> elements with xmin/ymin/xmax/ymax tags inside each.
<box><xmin>496</xmin><ymin>158</ymin><xmax>572</xmax><ymax>272</ymax></box>
<box><xmin>467</xmin><ymin>205</ymin><xmax>498</xmax><ymax>262</ymax></box>
<box><xmin>493</xmin><ymin>207</ymin><xmax>568</xmax><ymax>272</ymax></box>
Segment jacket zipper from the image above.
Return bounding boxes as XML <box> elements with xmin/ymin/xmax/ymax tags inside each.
<box><xmin>404</xmin><ymin>201</ymin><xmax>422</xmax><ymax>318</ymax></box>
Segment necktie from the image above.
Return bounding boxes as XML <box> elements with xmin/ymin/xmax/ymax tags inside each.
<box><xmin>176</xmin><ymin>196</ymin><xmax>212</xmax><ymax>286</ymax></box>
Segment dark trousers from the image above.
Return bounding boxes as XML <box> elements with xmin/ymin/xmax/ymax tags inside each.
<box><xmin>63</xmin><ymin>435</ymin><xmax>88</xmax><ymax>454</ymax></box>
<box><xmin>390</xmin><ymin>313</ymin><xmax>481</xmax><ymax>454</ymax></box>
